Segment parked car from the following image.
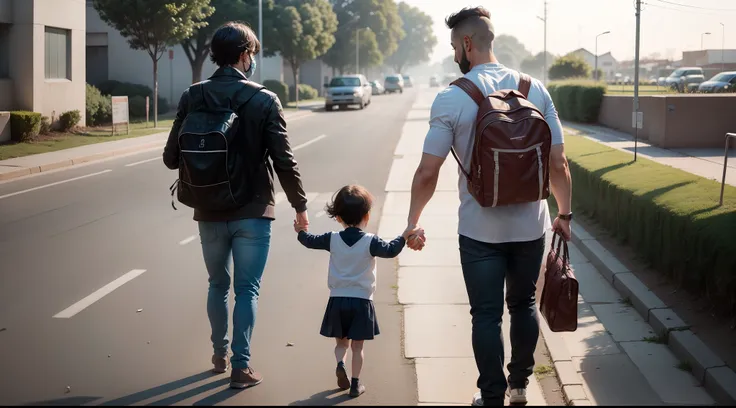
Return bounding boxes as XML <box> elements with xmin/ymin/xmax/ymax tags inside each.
<box><xmin>324</xmin><ymin>74</ymin><xmax>372</xmax><ymax>111</ymax></box>
<box><xmin>370</xmin><ymin>80</ymin><xmax>385</xmax><ymax>95</ymax></box>
<box><xmin>664</xmin><ymin>67</ymin><xmax>705</xmax><ymax>93</ymax></box>
<box><xmin>698</xmin><ymin>71</ymin><xmax>736</xmax><ymax>93</ymax></box>
<box><xmin>402</xmin><ymin>75</ymin><xmax>414</xmax><ymax>88</ymax></box>
<box><xmin>657</xmin><ymin>76</ymin><xmax>667</xmax><ymax>87</ymax></box>
<box><xmin>384</xmin><ymin>74</ymin><xmax>404</xmax><ymax>94</ymax></box>
<box><xmin>429</xmin><ymin>75</ymin><xmax>440</xmax><ymax>87</ymax></box>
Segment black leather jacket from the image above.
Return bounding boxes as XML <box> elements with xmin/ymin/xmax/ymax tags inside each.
<box><xmin>163</xmin><ymin>67</ymin><xmax>307</xmax><ymax>222</ymax></box>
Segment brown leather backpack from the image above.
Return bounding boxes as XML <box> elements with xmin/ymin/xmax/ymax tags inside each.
<box><xmin>450</xmin><ymin>74</ymin><xmax>552</xmax><ymax>207</ymax></box>
<box><xmin>540</xmin><ymin>232</ymin><xmax>579</xmax><ymax>332</ymax></box>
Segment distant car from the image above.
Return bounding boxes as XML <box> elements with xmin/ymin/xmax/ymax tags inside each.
<box><xmin>384</xmin><ymin>74</ymin><xmax>404</xmax><ymax>94</ymax></box>
<box><xmin>324</xmin><ymin>74</ymin><xmax>372</xmax><ymax>111</ymax></box>
<box><xmin>664</xmin><ymin>67</ymin><xmax>705</xmax><ymax>93</ymax></box>
<box><xmin>429</xmin><ymin>75</ymin><xmax>440</xmax><ymax>87</ymax></box>
<box><xmin>370</xmin><ymin>80</ymin><xmax>385</xmax><ymax>95</ymax></box>
<box><xmin>698</xmin><ymin>71</ymin><xmax>736</xmax><ymax>93</ymax></box>
<box><xmin>657</xmin><ymin>76</ymin><xmax>667</xmax><ymax>87</ymax></box>
<box><xmin>402</xmin><ymin>75</ymin><xmax>414</xmax><ymax>88</ymax></box>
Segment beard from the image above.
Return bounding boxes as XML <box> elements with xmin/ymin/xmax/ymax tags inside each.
<box><xmin>457</xmin><ymin>48</ymin><xmax>471</xmax><ymax>74</ymax></box>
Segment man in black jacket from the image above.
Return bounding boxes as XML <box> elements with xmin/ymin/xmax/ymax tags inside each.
<box><xmin>163</xmin><ymin>22</ymin><xmax>309</xmax><ymax>389</ymax></box>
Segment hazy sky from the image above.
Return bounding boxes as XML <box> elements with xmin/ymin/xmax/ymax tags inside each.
<box><xmin>401</xmin><ymin>0</ymin><xmax>736</xmax><ymax>63</ymax></box>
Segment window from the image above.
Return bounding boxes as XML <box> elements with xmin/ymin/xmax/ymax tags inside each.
<box><xmin>45</xmin><ymin>27</ymin><xmax>71</xmax><ymax>80</ymax></box>
<box><xmin>329</xmin><ymin>77</ymin><xmax>360</xmax><ymax>87</ymax></box>
<box><xmin>0</xmin><ymin>24</ymin><xmax>9</xmax><ymax>78</ymax></box>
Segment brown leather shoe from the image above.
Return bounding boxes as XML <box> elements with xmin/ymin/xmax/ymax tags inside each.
<box><xmin>230</xmin><ymin>367</ymin><xmax>263</xmax><ymax>389</ymax></box>
<box><xmin>212</xmin><ymin>355</ymin><xmax>229</xmax><ymax>374</ymax></box>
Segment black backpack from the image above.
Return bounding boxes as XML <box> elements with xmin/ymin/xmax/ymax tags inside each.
<box><xmin>170</xmin><ymin>80</ymin><xmax>264</xmax><ymax>211</ymax></box>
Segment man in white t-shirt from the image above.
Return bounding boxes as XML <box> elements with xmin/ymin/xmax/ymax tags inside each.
<box><xmin>405</xmin><ymin>6</ymin><xmax>573</xmax><ymax>407</ymax></box>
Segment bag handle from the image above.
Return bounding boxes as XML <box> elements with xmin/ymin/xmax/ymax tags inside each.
<box><xmin>550</xmin><ymin>230</ymin><xmax>570</xmax><ymax>266</ymax></box>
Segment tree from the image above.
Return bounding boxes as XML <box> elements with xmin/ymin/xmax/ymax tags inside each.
<box><xmin>93</xmin><ymin>0</ymin><xmax>213</xmax><ymax>127</ymax></box>
<box><xmin>181</xmin><ymin>0</ymin><xmax>275</xmax><ymax>84</ymax></box>
<box><xmin>324</xmin><ymin>0</ymin><xmax>404</xmax><ymax>75</ymax></box>
<box><xmin>548</xmin><ymin>55</ymin><xmax>591</xmax><ymax>80</ymax></box>
<box><xmin>442</xmin><ymin>55</ymin><xmax>460</xmax><ymax>74</ymax></box>
<box><xmin>385</xmin><ymin>2</ymin><xmax>437</xmax><ymax>74</ymax></box>
<box><xmin>493</xmin><ymin>34</ymin><xmax>531</xmax><ymax>71</ymax></box>
<box><xmin>270</xmin><ymin>0</ymin><xmax>337</xmax><ymax>106</ymax></box>
<box><xmin>520</xmin><ymin>51</ymin><xmax>555</xmax><ymax>79</ymax></box>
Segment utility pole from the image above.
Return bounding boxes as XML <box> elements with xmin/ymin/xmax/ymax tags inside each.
<box><xmin>258</xmin><ymin>0</ymin><xmax>263</xmax><ymax>83</ymax></box>
<box><xmin>595</xmin><ymin>31</ymin><xmax>611</xmax><ymax>82</ymax></box>
<box><xmin>537</xmin><ymin>1</ymin><xmax>548</xmax><ymax>85</ymax></box>
<box><xmin>722</xmin><ymin>23</ymin><xmax>726</xmax><ymax>72</ymax></box>
<box><xmin>634</xmin><ymin>0</ymin><xmax>641</xmax><ymax>161</ymax></box>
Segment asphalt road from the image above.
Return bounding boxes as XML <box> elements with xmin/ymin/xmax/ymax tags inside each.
<box><xmin>0</xmin><ymin>89</ymin><xmax>419</xmax><ymax>406</ymax></box>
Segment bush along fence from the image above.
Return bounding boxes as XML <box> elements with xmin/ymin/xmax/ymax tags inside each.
<box><xmin>547</xmin><ymin>80</ymin><xmax>606</xmax><ymax>123</ymax></box>
<box><xmin>564</xmin><ymin>134</ymin><xmax>736</xmax><ymax>317</ymax></box>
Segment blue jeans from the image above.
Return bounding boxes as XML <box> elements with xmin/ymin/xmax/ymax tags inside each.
<box><xmin>198</xmin><ymin>218</ymin><xmax>272</xmax><ymax>369</ymax></box>
<box><xmin>459</xmin><ymin>234</ymin><xmax>546</xmax><ymax>405</ymax></box>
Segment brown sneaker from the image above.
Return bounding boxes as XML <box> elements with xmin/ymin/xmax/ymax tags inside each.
<box><xmin>212</xmin><ymin>355</ymin><xmax>229</xmax><ymax>374</ymax></box>
<box><xmin>230</xmin><ymin>367</ymin><xmax>263</xmax><ymax>389</ymax></box>
<box><xmin>336</xmin><ymin>363</ymin><xmax>350</xmax><ymax>390</ymax></box>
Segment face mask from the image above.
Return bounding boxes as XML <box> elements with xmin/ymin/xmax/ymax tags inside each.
<box><xmin>458</xmin><ymin>48</ymin><xmax>471</xmax><ymax>74</ymax></box>
<box><xmin>243</xmin><ymin>54</ymin><xmax>256</xmax><ymax>79</ymax></box>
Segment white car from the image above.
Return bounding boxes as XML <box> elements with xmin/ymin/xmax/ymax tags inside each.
<box><xmin>324</xmin><ymin>74</ymin><xmax>372</xmax><ymax>110</ymax></box>
<box><xmin>384</xmin><ymin>74</ymin><xmax>404</xmax><ymax>94</ymax></box>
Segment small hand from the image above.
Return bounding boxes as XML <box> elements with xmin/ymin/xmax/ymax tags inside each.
<box><xmin>296</xmin><ymin>210</ymin><xmax>309</xmax><ymax>231</ymax></box>
<box><xmin>294</xmin><ymin>219</ymin><xmax>308</xmax><ymax>233</ymax></box>
<box><xmin>404</xmin><ymin>224</ymin><xmax>426</xmax><ymax>251</ymax></box>
<box><xmin>553</xmin><ymin>217</ymin><xmax>572</xmax><ymax>241</ymax></box>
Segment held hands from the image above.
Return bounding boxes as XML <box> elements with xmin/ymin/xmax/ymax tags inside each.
<box><xmin>404</xmin><ymin>224</ymin><xmax>426</xmax><ymax>251</ymax></box>
<box><xmin>294</xmin><ymin>211</ymin><xmax>309</xmax><ymax>233</ymax></box>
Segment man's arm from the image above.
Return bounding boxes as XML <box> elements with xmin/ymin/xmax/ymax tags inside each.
<box><xmin>297</xmin><ymin>231</ymin><xmax>331</xmax><ymax>251</ymax></box>
<box><xmin>408</xmin><ymin>154</ymin><xmax>445</xmax><ymax>227</ymax></box>
<box><xmin>162</xmin><ymin>89</ymin><xmax>190</xmax><ymax>169</ymax></box>
<box><xmin>264</xmin><ymin>96</ymin><xmax>308</xmax><ymax>213</ymax></box>
<box><xmin>541</xmin><ymin>82</ymin><xmax>573</xmax><ymax>238</ymax></box>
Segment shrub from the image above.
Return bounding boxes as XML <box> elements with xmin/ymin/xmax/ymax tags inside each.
<box><xmin>39</xmin><ymin>116</ymin><xmax>52</xmax><ymax>135</ymax></box>
<box><xmin>548</xmin><ymin>80</ymin><xmax>606</xmax><ymax>123</ymax></box>
<box><xmin>129</xmin><ymin>95</ymin><xmax>148</xmax><ymax>119</ymax></box>
<box><xmin>58</xmin><ymin>110</ymin><xmax>81</xmax><ymax>131</ymax></box>
<box><xmin>96</xmin><ymin>96</ymin><xmax>112</xmax><ymax>125</ymax></box>
<box><xmin>95</xmin><ymin>80</ymin><xmax>168</xmax><ymax>116</ymax></box>
<box><xmin>264</xmin><ymin>80</ymin><xmax>289</xmax><ymax>105</ymax></box>
<box><xmin>289</xmin><ymin>84</ymin><xmax>319</xmax><ymax>102</ymax></box>
<box><xmin>9</xmin><ymin>111</ymin><xmax>41</xmax><ymax>142</ymax></box>
<box><xmin>86</xmin><ymin>84</ymin><xmax>106</xmax><ymax>126</ymax></box>
<box><xmin>549</xmin><ymin>55</ymin><xmax>591</xmax><ymax>81</ymax></box>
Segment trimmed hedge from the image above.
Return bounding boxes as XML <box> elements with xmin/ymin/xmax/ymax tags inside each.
<box><xmin>548</xmin><ymin>80</ymin><xmax>606</xmax><ymax>123</ymax></box>
<box><xmin>40</xmin><ymin>116</ymin><xmax>51</xmax><ymax>135</ymax></box>
<box><xmin>564</xmin><ymin>134</ymin><xmax>736</xmax><ymax>316</ymax></box>
<box><xmin>289</xmin><ymin>84</ymin><xmax>319</xmax><ymax>102</ymax></box>
<box><xmin>96</xmin><ymin>80</ymin><xmax>168</xmax><ymax>115</ymax></box>
<box><xmin>59</xmin><ymin>110</ymin><xmax>81</xmax><ymax>131</ymax></box>
<box><xmin>264</xmin><ymin>80</ymin><xmax>288</xmax><ymax>105</ymax></box>
<box><xmin>9</xmin><ymin>111</ymin><xmax>42</xmax><ymax>142</ymax></box>
<box><xmin>86</xmin><ymin>84</ymin><xmax>112</xmax><ymax>126</ymax></box>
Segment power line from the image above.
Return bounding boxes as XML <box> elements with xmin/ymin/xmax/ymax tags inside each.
<box><xmin>650</xmin><ymin>0</ymin><xmax>736</xmax><ymax>12</ymax></box>
<box><xmin>642</xmin><ymin>2</ymin><xmax>729</xmax><ymax>16</ymax></box>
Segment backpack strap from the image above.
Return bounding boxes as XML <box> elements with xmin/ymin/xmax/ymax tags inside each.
<box><xmin>518</xmin><ymin>72</ymin><xmax>532</xmax><ymax>98</ymax></box>
<box><xmin>450</xmin><ymin>78</ymin><xmax>486</xmax><ymax>106</ymax></box>
<box><xmin>232</xmin><ymin>80</ymin><xmax>266</xmax><ymax>112</ymax></box>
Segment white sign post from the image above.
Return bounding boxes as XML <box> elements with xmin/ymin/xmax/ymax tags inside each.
<box><xmin>111</xmin><ymin>96</ymin><xmax>130</xmax><ymax>135</ymax></box>
<box><xmin>631</xmin><ymin>111</ymin><xmax>643</xmax><ymax>129</ymax></box>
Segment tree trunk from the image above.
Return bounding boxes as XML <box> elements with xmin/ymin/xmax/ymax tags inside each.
<box><xmin>292</xmin><ymin>62</ymin><xmax>300</xmax><ymax>108</ymax></box>
<box><xmin>192</xmin><ymin>54</ymin><xmax>206</xmax><ymax>84</ymax></box>
<box><xmin>153</xmin><ymin>58</ymin><xmax>159</xmax><ymax>128</ymax></box>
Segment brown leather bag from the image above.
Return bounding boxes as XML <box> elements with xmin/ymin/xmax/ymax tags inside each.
<box><xmin>450</xmin><ymin>74</ymin><xmax>552</xmax><ymax>207</ymax></box>
<box><xmin>540</xmin><ymin>232</ymin><xmax>579</xmax><ymax>332</ymax></box>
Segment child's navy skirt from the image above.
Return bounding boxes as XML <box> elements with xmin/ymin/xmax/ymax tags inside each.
<box><xmin>320</xmin><ymin>296</ymin><xmax>380</xmax><ymax>340</ymax></box>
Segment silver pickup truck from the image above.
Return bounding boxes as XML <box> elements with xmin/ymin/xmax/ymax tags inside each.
<box><xmin>664</xmin><ymin>67</ymin><xmax>705</xmax><ymax>93</ymax></box>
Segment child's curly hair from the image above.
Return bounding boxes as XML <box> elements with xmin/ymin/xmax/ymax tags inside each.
<box><xmin>325</xmin><ymin>185</ymin><xmax>374</xmax><ymax>226</ymax></box>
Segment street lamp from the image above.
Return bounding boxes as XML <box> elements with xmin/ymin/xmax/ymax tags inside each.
<box><xmin>721</xmin><ymin>23</ymin><xmax>726</xmax><ymax>72</ymax></box>
<box><xmin>702</xmin><ymin>32</ymin><xmax>711</xmax><ymax>50</ymax></box>
<box><xmin>356</xmin><ymin>27</ymin><xmax>371</xmax><ymax>75</ymax></box>
<box><xmin>595</xmin><ymin>31</ymin><xmax>611</xmax><ymax>82</ymax></box>
<box><xmin>537</xmin><ymin>1</ymin><xmax>547</xmax><ymax>85</ymax></box>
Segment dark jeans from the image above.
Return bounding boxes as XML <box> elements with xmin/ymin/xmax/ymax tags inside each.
<box><xmin>459</xmin><ymin>234</ymin><xmax>546</xmax><ymax>405</ymax></box>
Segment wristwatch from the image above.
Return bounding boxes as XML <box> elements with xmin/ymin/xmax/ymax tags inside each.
<box><xmin>558</xmin><ymin>212</ymin><xmax>573</xmax><ymax>221</ymax></box>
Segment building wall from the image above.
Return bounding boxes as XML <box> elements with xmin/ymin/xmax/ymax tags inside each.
<box><xmin>683</xmin><ymin>50</ymin><xmax>736</xmax><ymax>67</ymax></box>
<box><xmin>86</xmin><ymin>3</ymin><xmax>283</xmax><ymax>109</ymax></box>
<box><xmin>0</xmin><ymin>0</ymin><xmax>86</xmax><ymax>126</ymax></box>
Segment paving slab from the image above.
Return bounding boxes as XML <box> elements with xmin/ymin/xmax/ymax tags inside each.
<box><xmin>591</xmin><ymin>304</ymin><xmax>655</xmax><ymax>342</ymax></box>
<box><xmin>415</xmin><ymin>358</ymin><xmax>478</xmax><ymax>405</ymax></box>
<box><xmin>621</xmin><ymin>341</ymin><xmax>715</xmax><ymax>405</ymax></box>
<box><xmin>385</xmin><ymin>156</ymin><xmax>458</xmax><ymax>192</ymax></box>
<box><xmin>397</xmin><ymin>267</ymin><xmax>468</xmax><ymax>305</ymax></box>
<box><xmin>571</xmin><ymin>263</ymin><xmax>621</xmax><ymax>304</ymax></box>
<box><xmin>573</xmin><ymin>354</ymin><xmax>662</xmax><ymax>406</ymax></box>
<box><xmin>557</xmin><ymin>299</ymin><xmax>620</xmax><ymax>358</ymax></box>
<box><xmin>399</xmin><ymin>239</ymin><xmax>461</xmax><ymax>267</ymax></box>
<box><xmin>404</xmin><ymin>304</ymin><xmax>473</xmax><ymax>358</ymax></box>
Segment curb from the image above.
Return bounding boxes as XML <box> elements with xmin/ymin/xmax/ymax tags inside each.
<box><xmin>570</xmin><ymin>221</ymin><xmax>736</xmax><ymax>405</ymax></box>
<box><xmin>0</xmin><ymin>140</ymin><xmax>165</xmax><ymax>182</ymax></box>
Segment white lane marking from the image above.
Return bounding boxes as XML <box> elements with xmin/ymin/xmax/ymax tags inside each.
<box><xmin>179</xmin><ymin>235</ymin><xmax>197</xmax><ymax>246</ymax></box>
<box><xmin>0</xmin><ymin>170</ymin><xmax>113</xmax><ymax>200</ymax></box>
<box><xmin>292</xmin><ymin>134</ymin><xmax>327</xmax><ymax>152</ymax></box>
<box><xmin>125</xmin><ymin>157</ymin><xmax>160</xmax><ymax>167</ymax></box>
<box><xmin>288</xmin><ymin>112</ymin><xmax>315</xmax><ymax>122</ymax></box>
<box><xmin>53</xmin><ymin>269</ymin><xmax>147</xmax><ymax>318</ymax></box>
<box><xmin>316</xmin><ymin>211</ymin><xmax>326</xmax><ymax>218</ymax></box>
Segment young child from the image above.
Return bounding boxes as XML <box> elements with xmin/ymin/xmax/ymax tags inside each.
<box><xmin>294</xmin><ymin>184</ymin><xmax>422</xmax><ymax>398</ymax></box>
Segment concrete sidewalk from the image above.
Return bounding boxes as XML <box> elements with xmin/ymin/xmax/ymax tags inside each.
<box><xmin>380</xmin><ymin>89</ymin><xmax>726</xmax><ymax>405</ymax></box>
<box><xmin>564</xmin><ymin>122</ymin><xmax>736</xmax><ymax>187</ymax></box>
<box><xmin>0</xmin><ymin>108</ymin><xmax>315</xmax><ymax>182</ymax></box>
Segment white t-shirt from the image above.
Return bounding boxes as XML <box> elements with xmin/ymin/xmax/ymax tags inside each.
<box><xmin>422</xmin><ymin>63</ymin><xmax>564</xmax><ymax>244</ymax></box>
